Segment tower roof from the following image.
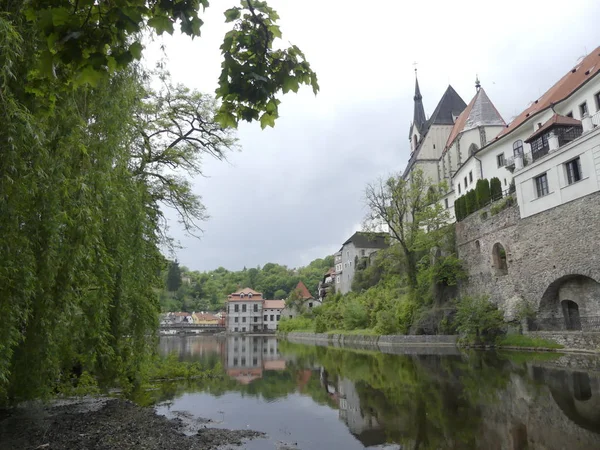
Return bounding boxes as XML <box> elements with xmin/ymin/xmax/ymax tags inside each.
<box><xmin>445</xmin><ymin>87</ymin><xmax>505</xmax><ymax>149</ymax></box>
<box><xmin>427</xmin><ymin>85</ymin><xmax>467</xmax><ymax>126</ymax></box>
<box><xmin>294</xmin><ymin>281</ymin><xmax>313</xmax><ymax>300</ymax></box>
<box><xmin>412</xmin><ymin>74</ymin><xmax>427</xmax><ymax>132</ymax></box>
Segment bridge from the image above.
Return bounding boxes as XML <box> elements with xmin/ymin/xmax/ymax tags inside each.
<box><xmin>159</xmin><ymin>323</ymin><xmax>225</xmax><ymax>334</ymax></box>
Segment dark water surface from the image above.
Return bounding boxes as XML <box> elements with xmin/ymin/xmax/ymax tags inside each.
<box><xmin>153</xmin><ymin>335</ymin><xmax>600</xmax><ymax>449</ymax></box>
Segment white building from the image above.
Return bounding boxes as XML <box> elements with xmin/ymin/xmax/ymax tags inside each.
<box><xmin>262</xmin><ymin>299</ymin><xmax>285</xmax><ymax>331</ymax></box>
<box><xmin>453</xmin><ymin>46</ymin><xmax>600</xmax><ymax>218</ymax></box>
<box><xmin>338</xmin><ymin>232</ymin><xmax>389</xmax><ymax>294</ymax></box>
<box><xmin>226</xmin><ymin>288</ymin><xmax>264</xmax><ymax>333</ymax></box>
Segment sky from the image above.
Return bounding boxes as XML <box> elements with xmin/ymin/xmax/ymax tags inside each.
<box><xmin>145</xmin><ymin>0</ymin><xmax>600</xmax><ymax>272</ymax></box>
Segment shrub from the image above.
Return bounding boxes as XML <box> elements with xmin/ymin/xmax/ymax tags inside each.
<box><xmin>465</xmin><ymin>189</ymin><xmax>478</xmax><ymax>215</ymax></box>
<box><xmin>278</xmin><ymin>316</ymin><xmax>315</xmax><ymax>333</ymax></box>
<box><xmin>455</xmin><ymin>296</ymin><xmax>505</xmax><ymax>345</ymax></box>
<box><xmin>475</xmin><ymin>179</ymin><xmax>491</xmax><ymax>207</ymax></box>
<box><xmin>342</xmin><ymin>298</ymin><xmax>369</xmax><ymax>330</ymax></box>
<box><xmin>396</xmin><ymin>296</ymin><xmax>418</xmax><ymax>334</ymax></box>
<box><xmin>374</xmin><ymin>309</ymin><xmax>398</xmax><ymax>335</ymax></box>
<box><xmin>490</xmin><ymin>177</ymin><xmax>502</xmax><ymax>200</ymax></box>
<box><xmin>454</xmin><ymin>196</ymin><xmax>465</xmax><ymax>221</ymax></box>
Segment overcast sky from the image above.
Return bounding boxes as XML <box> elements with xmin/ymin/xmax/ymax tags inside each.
<box><xmin>146</xmin><ymin>0</ymin><xmax>600</xmax><ymax>271</ymax></box>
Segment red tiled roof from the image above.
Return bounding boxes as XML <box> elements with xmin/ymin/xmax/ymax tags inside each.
<box><xmin>263</xmin><ymin>360</ymin><xmax>286</xmax><ymax>370</ymax></box>
<box><xmin>525</xmin><ymin>114</ymin><xmax>582</xmax><ymax>143</ymax></box>
<box><xmin>294</xmin><ymin>281</ymin><xmax>313</xmax><ymax>300</ymax></box>
<box><xmin>231</xmin><ymin>288</ymin><xmax>262</xmax><ymax>295</ymax></box>
<box><xmin>263</xmin><ymin>299</ymin><xmax>285</xmax><ymax>309</ymax></box>
<box><xmin>496</xmin><ymin>46</ymin><xmax>600</xmax><ymax>140</ymax></box>
<box><xmin>228</xmin><ymin>287</ymin><xmax>264</xmax><ymax>301</ymax></box>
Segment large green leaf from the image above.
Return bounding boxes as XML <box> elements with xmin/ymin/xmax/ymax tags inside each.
<box><xmin>148</xmin><ymin>16</ymin><xmax>174</xmax><ymax>35</ymax></box>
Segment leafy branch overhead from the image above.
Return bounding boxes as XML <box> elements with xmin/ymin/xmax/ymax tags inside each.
<box><xmin>24</xmin><ymin>0</ymin><xmax>319</xmax><ymax>128</ymax></box>
<box><xmin>216</xmin><ymin>1</ymin><xmax>319</xmax><ymax>128</ymax></box>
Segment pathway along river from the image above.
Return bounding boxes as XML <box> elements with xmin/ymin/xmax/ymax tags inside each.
<box><xmin>154</xmin><ymin>335</ymin><xmax>600</xmax><ymax>449</ymax></box>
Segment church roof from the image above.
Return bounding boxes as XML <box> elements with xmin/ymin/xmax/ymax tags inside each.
<box><xmin>495</xmin><ymin>46</ymin><xmax>600</xmax><ymax>141</ymax></box>
<box><xmin>412</xmin><ymin>76</ymin><xmax>427</xmax><ymax>132</ymax></box>
<box><xmin>445</xmin><ymin>87</ymin><xmax>505</xmax><ymax>149</ymax></box>
<box><xmin>426</xmin><ymin>85</ymin><xmax>467</xmax><ymax>127</ymax></box>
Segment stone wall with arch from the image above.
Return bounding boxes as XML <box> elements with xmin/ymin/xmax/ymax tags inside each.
<box><xmin>455</xmin><ymin>190</ymin><xmax>600</xmax><ymax>322</ymax></box>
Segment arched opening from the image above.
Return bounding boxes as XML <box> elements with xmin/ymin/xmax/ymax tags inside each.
<box><xmin>468</xmin><ymin>143</ymin><xmax>479</xmax><ymax>156</ymax></box>
<box><xmin>562</xmin><ymin>300</ymin><xmax>581</xmax><ymax>331</ymax></box>
<box><xmin>536</xmin><ymin>275</ymin><xmax>600</xmax><ymax>331</ymax></box>
<box><xmin>413</xmin><ymin>135</ymin><xmax>418</xmax><ymax>150</ymax></box>
<box><xmin>511</xmin><ymin>423</ymin><xmax>528</xmax><ymax>450</ymax></box>
<box><xmin>492</xmin><ymin>243</ymin><xmax>508</xmax><ymax>276</ymax></box>
<box><xmin>475</xmin><ymin>240</ymin><xmax>481</xmax><ymax>252</ymax></box>
<box><xmin>573</xmin><ymin>372</ymin><xmax>592</xmax><ymax>401</ymax></box>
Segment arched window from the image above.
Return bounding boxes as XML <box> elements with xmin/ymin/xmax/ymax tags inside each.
<box><xmin>475</xmin><ymin>240</ymin><xmax>481</xmax><ymax>252</ymax></box>
<box><xmin>513</xmin><ymin>140</ymin><xmax>524</xmax><ymax>157</ymax></box>
<box><xmin>468</xmin><ymin>143</ymin><xmax>479</xmax><ymax>156</ymax></box>
<box><xmin>413</xmin><ymin>135</ymin><xmax>418</xmax><ymax>149</ymax></box>
<box><xmin>492</xmin><ymin>243</ymin><xmax>508</xmax><ymax>275</ymax></box>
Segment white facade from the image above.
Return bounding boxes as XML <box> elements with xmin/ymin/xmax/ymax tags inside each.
<box><xmin>263</xmin><ymin>307</ymin><xmax>283</xmax><ymax>330</ymax></box>
<box><xmin>513</xmin><ymin>126</ymin><xmax>600</xmax><ymax>218</ymax></box>
<box><xmin>227</xmin><ymin>300</ymin><xmax>263</xmax><ymax>333</ymax></box>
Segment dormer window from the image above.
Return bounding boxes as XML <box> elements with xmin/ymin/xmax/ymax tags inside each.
<box><xmin>240</xmin><ymin>293</ymin><xmax>245</xmax><ymax>298</ymax></box>
<box><xmin>248</xmin><ymin>293</ymin><xmax>253</xmax><ymax>299</ymax></box>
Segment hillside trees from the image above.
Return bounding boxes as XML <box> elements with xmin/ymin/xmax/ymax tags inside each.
<box><xmin>0</xmin><ymin>0</ymin><xmax>318</xmax><ymax>404</ymax></box>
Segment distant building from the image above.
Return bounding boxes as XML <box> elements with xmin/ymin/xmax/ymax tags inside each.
<box><xmin>318</xmin><ymin>268</ymin><xmax>336</xmax><ymax>303</ymax></box>
<box><xmin>226</xmin><ymin>288</ymin><xmax>286</xmax><ymax>333</ymax></box>
<box><xmin>338</xmin><ymin>232</ymin><xmax>389</xmax><ymax>294</ymax></box>
<box><xmin>284</xmin><ymin>281</ymin><xmax>320</xmax><ymax>319</ymax></box>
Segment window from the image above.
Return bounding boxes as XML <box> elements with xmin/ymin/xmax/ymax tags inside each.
<box><xmin>289</xmin><ymin>315</ymin><xmax>293</xmax><ymax>318</ymax></box>
<box><xmin>234</xmin><ymin>304</ymin><xmax>239</xmax><ymax>312</ymax></box>
<box><xmin>242</xmin><ymin>327</ymin><xmax>246</xmax><ymax>332</ymax></box>
<box><xmin>361</xmin><ymin>249</ymin><xmax>365</xmax><ymax>257</ymax></box>
<box><xmin>580</xmin><ymin>102</ymin><xmax>588</xmax><ymax>118</ymax></box>
<box><xmin>565</xmin><ymin>157</ymin><xmax>582</xmax><ymax>184</ymax></box>
<box><xmin>233</xmin><ymin>357</ymin><xmax>238</xmax><ymax>366</ymax></box>
<box><xmin>264</xmin><ymin>315</ymin><xmax>267</xmax><ymax>321</ymax></box>
<box><xmin>240</xmin><ymin>293</ymin><xmax>244</xmax><ymax>298</ymax></box>
<box><xmin>253</xmin><ymin>304</ymin><xmax>258</xmax><ymax>312</ymax></box>
<box><xmin>497</xmin><ymin>153</ymin><xmax>506</xmax><ymax>167</ymax></box>
<box><xmin>566</xmin><ymin>111</ymin><xmax>573</xmax><ymax>118</ymax></box>
<box><xmin>242</xmin><ymin>317</ymin><xmax>246</xmax><ymax>323</ymax></box>
<box><xmin>276</xmin><ymin>315</ymin><xmax>280</xmax><ymax>321</ymax></box>
<box><xmin>234</xmin><ymin>327</ymin><xmax>238</xmax><ymax>332</ymax></box>
<box><xmin>595</xmin><ymin>92</ymin><xmax>600</xmax><ymax>111</ymax></box>
<box><xmin>504</xmin><ymin>178</ymin><xmax>507</xmax><ymax>186</ymax></box>
<box><xmin>242</xmin><ymin>304</ymin><xmax>247</xmax><ymax>312</ymax></box>
<box><xmin>248</xmin><ymin>293</ymin><xmax>252</xmax><ymax>298</ymax></box>
<box><xmin>241</xmin><ymin>357</ymin><xmax>246</xmax><ymax>366</ymax></box>
<box><xmin>309</xmin><ymin>302</ymin><xmax>313</xmax><ymax>308</ymax></box>
<box><xmin>269</xmin><ymin>314</ymin><xmax>274</xmax><ymax>321</ymax></box>
<box><xmin>234</xmin><ymin>317</ymin><xmax>239</xmax><ymax>323</ymax></box>
<box><xmin>513</xmin><ymin>140</ymin><xmax>523</xmax><ymax>157</ymax></box>
<box><xmin>253</xmin><ymin>317</ymin><xmax>258</xmax><ymax>323</ymax></box>
<box><xmin>444</xmin><ymin>198</ymin><xmax>449</xmax><ymax>209</ymax></box>
<box><xmin>534</xmin><ymin>173</ymin><xmax>549</xmax><ymax>197</ymax></box>
<box><xmin>234</xmin><ymin>337</ymin><xmax>238</xmax><ymax>342</ymax></box>
<box><xmin>464</xmin><ymin>177</ymin><xmax>467</xmax><ymax>189</ymax></box>
<box><xmin>469</xmin><ymin>171</ymin><xmax>473</xmax><ymax>183</ymax></box>
<box><xmin>336</xmin><ymin>276</ymin><xmax>340</xmax><ymax>283</ymax></box>
<box><xmin>253</xmin><ymin>357</ymin><xmax>258</xmax><ymax>366</ymax></box>
<box><xmin>458</xmin><ymin>184</ymin><xmax>461</xmax><ymax>194</ymax></box>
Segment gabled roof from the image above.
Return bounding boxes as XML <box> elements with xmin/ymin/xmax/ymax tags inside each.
<box><xmin>426</xmin><ymin>85</ymin><xmax>467</xmax><ymax>127</ymax></box>
<box><xmin>343</xmin><ymin>232</ymin><xmax>388</xmax><ymax>249</ymax></box>
<box><xmin>294</xmin><ymin>281</ymin><xmax>313</xmax><ymax>300</ymax></box>
<box><xmin>525</xmin><ymin>114</ymin><xmax>582</xmax><ymax>143</ymax></box>
<box><xmin>445</xmin><ymin>87</ymin><xmax>505</xmax><ymax>150</ymax></box>
<box><xmin>496</xmin><ymin>46</ymin><xmax>600</xmax><ymax>141</ymax></box>
<box><xmin>263</xmin><ymin>299</ymin><xmax>285</xmax><ymax>309</ymax></box>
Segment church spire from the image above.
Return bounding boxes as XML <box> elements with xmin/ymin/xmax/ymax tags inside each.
<box><xmin>413</xmin><ymin>69</ymin><xmax>427</xmax><ymax>131</ymax></box>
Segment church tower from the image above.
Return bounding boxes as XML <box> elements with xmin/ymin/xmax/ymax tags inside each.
<box><xmin>409</xmin><ymin>71</ymin><xmax>427</xmax><ymax>153</ymax></box>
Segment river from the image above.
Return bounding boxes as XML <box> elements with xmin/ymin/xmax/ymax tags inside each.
<box><xmin>154</xmin><ymin>335</ymin><xmax>600</xmax><ymax>449</ymax></box>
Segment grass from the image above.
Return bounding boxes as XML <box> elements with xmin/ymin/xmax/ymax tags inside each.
<box><xmin>497</xmin><ymin>334</ymin><xmax>564</xmax><ymax>349</ymax></box>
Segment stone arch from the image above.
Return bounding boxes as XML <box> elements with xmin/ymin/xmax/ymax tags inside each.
<box><xmin>537</xmin><ymin>274</ymin><xmax>600</xmax><ymax>331</ymax></box>
<box><xmin>491</xmin><ymin>242</ymin><xmax>508</xmax><ymax>276</ymax></box>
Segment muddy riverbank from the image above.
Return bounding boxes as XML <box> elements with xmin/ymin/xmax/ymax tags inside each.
<box><xmin>0</xmin><ymin>397</ymin><xmax>266</xmax><ymax>450</ymax></box>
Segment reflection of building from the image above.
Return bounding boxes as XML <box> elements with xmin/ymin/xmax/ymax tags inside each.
<box><xmin>223</xmin><ymin>335</ymin><xmax>286</xmax><ymax>383</ymax></box>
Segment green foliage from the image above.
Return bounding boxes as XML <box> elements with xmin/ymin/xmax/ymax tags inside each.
<box><xmin>277</xmin><ymin>316</ymin><xmax>315</xmax><ymax>333</ymax></box>
<box><xmin>490</xmin><ymin>177</ymin><xmax>502</xmax><ymax>201</ymax></box>
<box><xmin>343</xmin><ymin>298</ymin><xmax>369</xmax><ymax>330</ymax></box>
<box><xmin>475</xmin><ymin>178</ymin><xmax>491</xmax><ymax>206</ymax></box>
<box><xmin>454</xmin><ymin>195</ymin><xmax>467</xmax><ymax>222</ymax></box>
<box><xmin>455</xmin><ymin>296</ymin><xmax>505</xmax><ymax>345</ymax></box>
<box><xmin>166</xmin><ymin>261</ymin><xmax>182</xmax><ymax>292</ymax></box>
<box><xmin>215</xmin><ymin>1</ymin><xmax>319</xmax><ymax>128</ymax></box>
<box><xmin>497</xmin><ymin>335</ymin><xmax>564</xmax><ymax>349</ymax></box>
<box><xmin>158</xmin><ymin>256</ymin><xmax>333</xmax><ymax>312</ymax></box>
<box><xmin>490</xmin><ymin>195</ymin><xmax>515</xmax><ymax>216</ymax></box>
<box><xmin>465</xmin><ymin>189</ymin><xmax>478</xmax><ymax>215</ymax></box>
<box><xmin>147</xmin><ymin>353</ymin><xmax>223</xmax><ymax>381</ymax></box>
<box><xmin>0</xmin><ymin>0</ymin><xmax>319</xmax><ymax>404</ymax></box>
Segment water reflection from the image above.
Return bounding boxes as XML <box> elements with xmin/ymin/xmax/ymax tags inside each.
<box><xmin>153</xmin><ymin>336</ymin><xmax>600</xmax><ymax>449</ymax></box>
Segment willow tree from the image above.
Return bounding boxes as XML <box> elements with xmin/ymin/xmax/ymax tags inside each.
<box><xmin>0</xmin><ymin>0</ymin><xmax>318</xmax><ymax>404</ymax></box>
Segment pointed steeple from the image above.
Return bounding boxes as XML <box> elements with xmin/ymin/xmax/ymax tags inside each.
<box><xmin>412</xmin><ymin>69</ymin><xmax>427</xmax><ymax>131</ymax></box>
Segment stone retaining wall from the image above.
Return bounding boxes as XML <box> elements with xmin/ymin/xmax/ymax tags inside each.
<box><xmin>526</xmin><ymin>331</ymin><xmax>600</xmax><ymax>352</ymax></box>
<box><xmin>284</xmin><ymin>332</ymin><xmax>459</xmax><ymax>355</ymax></box>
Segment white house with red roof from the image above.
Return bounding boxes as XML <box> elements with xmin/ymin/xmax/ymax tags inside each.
<box><xmin>226</xmin><ymin>288</ymin><xmax>287</xmax><ymax>332</ymax></box>
<box><xmin>453</xmin><ymin>46</ymin><xmax>600</xmax><ymax>219</ymax></box>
